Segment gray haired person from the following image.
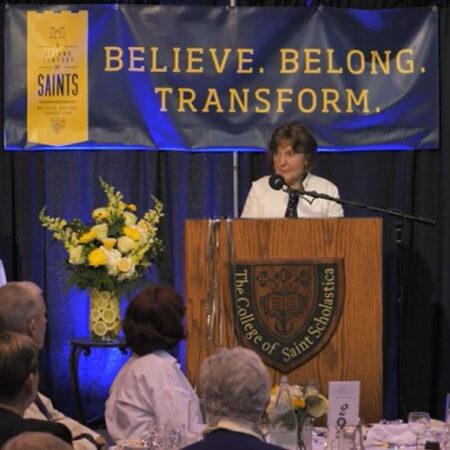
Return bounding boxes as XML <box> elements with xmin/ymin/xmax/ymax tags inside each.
<box><xmin>0</xmin><ymin>282</ymin><xmax>106</xmax><ymax>450</ymax></box>
<box><xmin>182</xmin><ymin>346</ymin><xmax>285</xmax><ymax>450</ymax></box>
<box><xmin>1</xmin><ymin>432</ymin><xmax>73</xmax><ymax>450</ymax></box>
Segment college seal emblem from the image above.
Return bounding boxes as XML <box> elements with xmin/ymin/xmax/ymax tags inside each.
<box><xmin>230</xmin><ymin>259</ymin><xmax>344</xmax><ymax>373</ymax></box>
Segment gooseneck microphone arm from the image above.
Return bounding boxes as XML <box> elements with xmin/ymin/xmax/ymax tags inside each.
<box><xmin>268</xmin><ymin>174</ymin><xmax>435</xmax><ymax>226</ymax></box>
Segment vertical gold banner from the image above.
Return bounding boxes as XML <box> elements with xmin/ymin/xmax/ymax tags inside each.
<box><xmin>27</xmin><ymin>11</ymin><xmax>88</xmax><ymax>146</ymax></box>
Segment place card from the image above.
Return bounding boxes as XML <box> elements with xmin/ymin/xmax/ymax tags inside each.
<box><xmin>327</xmin><ymin>381</ymin><xmax>360</xmax><ymax>428</ymax></box>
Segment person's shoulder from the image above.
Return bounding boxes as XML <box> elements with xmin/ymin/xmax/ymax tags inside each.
<box><xmin>308</xmin><ymin>173</ymin><xmax>339</xmax><ymax>189</ymax></box>
<box><xmin>250</xmin><ymin>175</ymin><xmax>273</xmax><ymax>193</ymax></box>
<box><xmin>262</xmin><ymin>443</ymin><xmax>290</xmax><ymax>450</ymax></box>
<box><xmin>252</xmin><ymin>175</ymin><xmax>271</xmax><ymax>186</ymax></box>
<box><xmin>22</xmin><ymin>418</ymin><xmax>72</xmax><ymax>443</ymax></box>
<box><xmin>128</xmin><ymin>351</ymin><xmax>176</xmax><ymax>374</ymax></box>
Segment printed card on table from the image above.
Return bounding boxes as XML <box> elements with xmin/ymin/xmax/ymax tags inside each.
<box><xmin>327</xmin><ymin>381</ymin><xmax>360</xmax><ymax>428</ymax></box>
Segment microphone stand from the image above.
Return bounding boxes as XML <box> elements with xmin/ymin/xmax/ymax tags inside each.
<box><xmin>288</xmin><ymin>186</ymin><xmax>435</xmax><ymax>419</ymax></box>
<box><xmin>288</xmin><ymin>187</ymin><xmax>435</xmax><ymax>225</ymax></box>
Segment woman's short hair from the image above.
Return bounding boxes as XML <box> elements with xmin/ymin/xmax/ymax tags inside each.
<box><xmin>123</xmin><ymin>285</ymin><xmax>185</xmax><ymax>356</ymax></box>
<box><xmin>0</xmin><ymin>331</ymin><xmax>39</xmax><ymax>400</ymax></box>
<box><xmin>199</xmin><ymin>347</ymin><xmax>270</xmax><ymax>424</ymax></box>
<box><xmin>268</xmin><ymin>122</ymin><xmax>318</xmax><ymax>169</ymax></box>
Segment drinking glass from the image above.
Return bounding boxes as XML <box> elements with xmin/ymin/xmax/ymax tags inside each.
<box><xmin>187</xmin><ymin>399</ymin><xmax>206</xmax><ymax>444</ymax></box>
<box><xmin>306</xmin><ymin>379</ymin><xmax>320</xmax><ymax>395</ymax></box>
<box><xmin>408</xmin><ymin>411</ymin><xmax>430</xmax><ymax>450</ymax></box>
<box><xmin>444</xmin><ymin>394</ymin><xmax>450</xmax><ymax>448</ymax></box>
<box><xmin>445</xmin><ymin>394</ymin><xmax>450</xmax><ymax>425</ymax></box>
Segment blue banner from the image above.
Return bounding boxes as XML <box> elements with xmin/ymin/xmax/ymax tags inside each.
<box><xmin>4</xmin><ymin>5</ymin><xmax>439</xmax><ymax>151</ymax></box>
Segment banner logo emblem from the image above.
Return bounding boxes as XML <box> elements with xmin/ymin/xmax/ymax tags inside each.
<box><xmin>51</xmin><ymin>117</ymin><xmax>65</xmax><ymax>134</ymax></box>
<box><xmin>27</xmin><ymin>11</ymin><xmax>88</xmax><ymax>146</ymax></box>
<box><xmin>49</xmin><ymin>26</ymin><xmax>65</xmax><ymax>39</ymax></box>
<box><xmin>231</xmin><ymin>260</ymin><xmax>344</xmax><ymax>373</ymax></box>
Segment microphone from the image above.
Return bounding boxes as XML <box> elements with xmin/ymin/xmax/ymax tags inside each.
<box><xmin>268</xmin><ymin>173</ymin><xmax>315</xmax><ymax>204</ymax></box>
<box><xmin>269</xmin><ymin>174</ymin><xmax>286</xmax><ymax>191</ymax></box>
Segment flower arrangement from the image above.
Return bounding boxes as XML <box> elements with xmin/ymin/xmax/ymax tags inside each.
<box><xmin>268</xmin><ymin>383</ymin><xmax>328</xmax><ymax>420</ymax></box>
<box><xmin>267</xmin><ymin>382</ymin><xmax>328</xmax><ymax>450</ymax></box>
<box><xmin>39</xmin><ymin>178</ymin><xmax>164</xmax><ymax>296</ymax></box>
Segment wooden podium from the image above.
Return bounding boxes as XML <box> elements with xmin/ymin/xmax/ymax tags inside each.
<box><xmin>184</xmin><ymin>218</ymin><xmax>382</xmax><ymax>422</ymax></box>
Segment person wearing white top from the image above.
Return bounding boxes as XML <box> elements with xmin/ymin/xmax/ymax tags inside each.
<box><xmin>241</xmin><ymin>122</ymin><xmax>344</xmax><ymax>219</ymax></box>
<box><xmin>105</xmin><ymin>285</ymin><xmax>200</xmax><ymax>443</ymax></box>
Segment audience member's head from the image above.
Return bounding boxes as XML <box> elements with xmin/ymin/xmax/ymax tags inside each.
<box><xmin>199</xmin><ymin>347</ymin><xmax>270</xmax><ymax>425</ymax></box>
<box><xmin>123</xmin><ymin>284</ymin><xmax>186</xmax><ymax>356</ymax></box>
<box><xmin>1</xmin><ymin>431</ymin><xmax>72</xmax><ymax>450</ymax></box>
<box><xmin>0</xmin><ymin>282</ymin><xmax>47</xmax><ymax>350</ymax></box>
<box><xmin>0</xmin><ymin>331</ymin><xmax>39</xmax><ymax>414</ymax></box>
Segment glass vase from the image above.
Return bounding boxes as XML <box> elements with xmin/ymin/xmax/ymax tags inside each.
<box><xmin>88</xmin><ymin>288</ymin><xmax>120</xmax><ymax>341</ymax></box>
<box><xmin>297</xmin><ymin>415</ymin><xmax>314</xmax><ymax>450</ymax></box>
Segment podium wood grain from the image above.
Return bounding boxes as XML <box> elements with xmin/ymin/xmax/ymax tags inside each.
<box><xmin>185</xmin><ymin>218</ymin><xmax>382</xmax><ymax>422</ymax></box>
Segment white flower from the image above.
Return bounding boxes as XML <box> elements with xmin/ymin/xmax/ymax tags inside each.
<box><xmin>306</xmin><ymin>394</ymin><xmax>328</xmax><ymax>418</ymax></box>
<box><xmin>117</xmin><ymin>236</ymin><xmax>138</xmax><ymax>254</ymax></box>
<box><xmin>124</xmin><ymin>211</ymin><xmax>138</xmax><ymax>226</ymax></box>
<box><xmin>92</xmin><ymin>207</ymin><xmax>108</xmax><ymax>221</ymax></box>
<box><xmin>68</xmin><ymin>245</ymin><xmax>85</xmax><ymax>265</ymax></box>
<box><xmin>92</xmin><ymin>223</ymin><xmax>108</xmax><ymax>241</ymax></box>
<box><xmin>290</xmin><ymin>384</ymin><xmax>304</xmax><ymax>398</ymax></box>
<box><xmin>105</xmin><ymin>248</ymin><xmax>122</xmax><ymax>276</ymax></box>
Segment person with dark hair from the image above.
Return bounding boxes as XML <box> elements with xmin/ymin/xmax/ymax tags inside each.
<box><xmin>105</xmin><ymin>284</ymin><xmax>200</xmax><ymax>442</ymax></box>
<box><xmin>241</xmin><ymin>122</ymin><xmax>344</xmax><ymax>218</ymax></box>
<box><xmin>0</xmin><ymin>281</ymin><xmax>105</xmax><ymax>450</ymax></box>
<box><xmin>0</xmin><ymin>331</ymin><xmax>72</xmax><ymax>447</ymax></box>
<box><xmin>181</xmin><ymin>347</ymin><xmax>285</xmax><ymax>450</ymax></box>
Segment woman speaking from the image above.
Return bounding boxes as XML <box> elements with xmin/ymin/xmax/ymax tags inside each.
<box><xmin>241</xmin><ymin>122</ymin><xmax>344</xmax><ymax>218</ymax></box>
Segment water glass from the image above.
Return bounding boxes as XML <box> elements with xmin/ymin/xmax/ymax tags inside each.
<box><xmin>408</xmin><ymin>411</ymin><xmax>430</xmax><ymax>450</ymax></box>
<box><xmin>187</xmin><ymin>399</ymin><xmax>206</xmax><ymax>444</ymax></box>
<box><xmin>306</xmin><ymin>379</ymin><xmax>320</xmax><ymax>395</ymax></box>
<box><xmin>0</xmin><ymin>260</ymin><xmax>6</xmax><ymax>287</ymax></box>
<box><xmin>445</xmin><ymin>393</ymin><xmax>450</xmax><ymax>424</ymax></box>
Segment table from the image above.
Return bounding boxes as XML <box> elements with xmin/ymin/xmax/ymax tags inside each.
<box><xmin>70</xmin><ymin>337</ymin><xmax>128</xmax><ymax>424</ymax></box>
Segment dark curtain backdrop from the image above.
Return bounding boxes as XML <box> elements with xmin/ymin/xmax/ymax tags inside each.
<box><xmin>1</xmin><ymin>0</ymin><xmax>449</xmax><ymax>423</ymax></box>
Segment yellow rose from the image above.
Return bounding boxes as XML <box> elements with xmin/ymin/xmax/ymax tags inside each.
<box><xmin>88</xmin><ymin>248</ymin><xmax>107</xmax><ymax>267</ymax></box>
<box><xmin>92</xmin><ymin>207</ymin><xmax>108</xmax><ymax>221</ymax></box>
<box><xmin>117</xmin><ymin>257</ymin><xmax>136</xmax><ymax>280</ymax></box>
<box><xmin>117</xmin><ymin>236</ymin><xmax>138</xmax><ymax>254</ymax></box>
<box><xmin>137</xmin><ymin>219</ymin><xmax>149</xmax><ymax>231</ymax></box>
<box><xmin>117</xmin><ymin>257</ymin><xmax>133</xmax><ymax>273</ymax></box>
<box><xmin>79</xmin><ymin>229</ymin><xmax>97</xmax><ymax>244</ymax></box>
<box><xmin>123</xmin><ymin>226</ymin><xmax>141</xmax><ymax>241</ymax></box>
<box><xmin>92</xmin><ymin>223</ymin><xmax>108</xmax><ymax>241</ymax></box>
<box><xmin>68</xmin><ymin>245</ymin><xmax>85</xmax><ymax>265</ymax></box>
<box><xmin>127</xmin><ymin>203</ymin><xmax>137</xmax><ymax>212</ymax></box>
<box><xmin>293</xmin><ymin>397</ymin><xmax>306</xmax><ymax>409</ymax></box>
<box><xmin>102</xmin><ymin>237</ymin><xmax>116</xmax><ymax>250</ymax></box>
